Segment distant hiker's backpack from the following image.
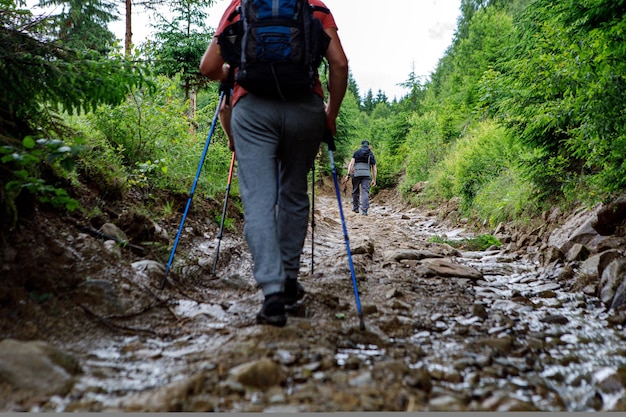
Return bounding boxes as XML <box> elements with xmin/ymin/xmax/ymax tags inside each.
<box><xmin>353</xmin><ymin>148</ymin><xmax>373</xmax><ymax>177</ymax></box>
<box><xmin>217</xmin><ymin>0</ymin><xmax>330</xmax><ymax>98</ymax></box>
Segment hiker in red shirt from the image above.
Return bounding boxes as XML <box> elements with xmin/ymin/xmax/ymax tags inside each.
<box><xmin>200</xmin><ymin>0</ymin><xmax>348</xmax><ymax>327</ymax></box>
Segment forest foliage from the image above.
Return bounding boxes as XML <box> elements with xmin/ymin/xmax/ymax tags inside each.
<box><xmin>2</xmin><ymin>0</ymin><xmax>626</xmax><ymax>233</ymax></box>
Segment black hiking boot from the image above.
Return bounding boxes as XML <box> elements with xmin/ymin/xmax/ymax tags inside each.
<box><xmin>256</xmin><ymin>293</ymin><xmax>287</xmax><ymax>327</ymax></box>
<box><xmin>352</xmin><ymin>208</ymin><xmax>359</xmax><ymax>213</ymax></box>
<box><xmin>283</xmin><ymin>278</ymin><xmax>305</xmax><ymax>311</ymax></box>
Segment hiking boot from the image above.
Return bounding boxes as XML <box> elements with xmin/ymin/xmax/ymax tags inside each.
<box><xmin>362</xmin><ymin>209</ymin><xmax>368</xmax><ymax>216</ymax></box>
<box><xmin>352</xmin><ymin>208</ymin><xmax>359</xmax><ymax>213</ymax></box>
<box><xmin>283</xmin><ymin>278</ymin><xmax>305</xmax><ymax>307</ymax></box>
<box><xmin>256</xmin><ymin>293</ymin><xmax>287</xmax><ymax>327</ymax></box>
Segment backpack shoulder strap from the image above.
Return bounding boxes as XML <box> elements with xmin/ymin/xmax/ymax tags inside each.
<box><xmin>226</xmin><ymin>6</ymin><xmax>241</xmax><ymax>22</ymax></box>
<box><xmin>217</xmin><ymin>6</ymin><xmax>244</xmax><ymax>66</ymax></box>
<box><xmin>312</xmin><ymin>5</ymin><xmax>330</xmax><ymax>14</ymax></box>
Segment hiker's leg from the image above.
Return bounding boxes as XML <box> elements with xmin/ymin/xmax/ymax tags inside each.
<box><xmin>231</xmin><ymin>95</ymin><xmax>284</xmax><ymax>296</ymax></box>
<box><xmin>277</xmin><ymin>94</ymin><xmax>325</xmax><ymax>278</ymax></box>
<box><xmin>352</xmin><ymin>177</ymin><xmax>361</xmax><ymax>211</ymax></box>
<box><xmin>361</xmin><ymin>177</ymin><xmax>371</xmax><ymax>211</ymax></box>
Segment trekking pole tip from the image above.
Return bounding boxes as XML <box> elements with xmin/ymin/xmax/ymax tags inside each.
<box><xmin>159</xmin><ymin>273</ymin><xmax>168</xmax><ymax>290</ymax></box>
<box><xmin>358</xmin><ymin>314</ymin><xmax>366</xmax><ymax>331</ymax></box>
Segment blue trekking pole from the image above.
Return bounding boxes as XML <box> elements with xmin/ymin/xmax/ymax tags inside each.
<box><xmin>325</xmin><ymin>132</ymin><xmax>366</xmax><ymax>331</ymax></box>
<box><xmin>160</xmin><ymin>92</ymin><xmax>225</xmax><ymax>290</ymax></box>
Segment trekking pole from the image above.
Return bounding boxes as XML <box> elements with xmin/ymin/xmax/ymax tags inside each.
<box><xmin>159</xmin><ymin>91</ymin><xmax>225</xmax><ymax>290</ymax></box>
<box><xmin>311</xmin><ymin>162</ymin><xmax>315</xmax><ymax>275</ymax></box>
<box><xmin>325</xmin><ymin>133</ymin><xmax>366</xmax><ymax>331</ymax></box>
<box><xmin>212</xmin><ymin>151</ymin><xmax>236</xmax><ymax>275</ymax></box>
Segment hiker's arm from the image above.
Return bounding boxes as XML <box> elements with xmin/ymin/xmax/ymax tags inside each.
<box><xmin>347</xmin><ymin>158</ymin><xmax>355</xmax><ymax>176</ymax></box>
<box><xmin>324</xmin><ymin>27</ymin><xmax>348</xmax><ymax>136</ymax></box>
<box><xmin>200</xmin><ymin>37</ymin><xmax>229</xmax><ymax>81</ymax></box>
<box><xmin>201</xmin><ymin>37</ymin><xmax>234</xmax><ymax>148</ymax></box>
<box><xmin>371</xmin><ymin>164</ymin><xmax>377</xmax><ymax>187</ymax></box>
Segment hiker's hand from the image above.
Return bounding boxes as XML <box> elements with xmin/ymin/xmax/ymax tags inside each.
<box><xmin>219</xmin><ymin>98</ymin><xmax>234</xmax><ymax>151</ymax></box>
<box><xmin>371</xmin><ymin>179</ymin><xmax>376</xmax><ymax>187</ymax></box>
<box><xmin>219</xmin><ymin>80</ymin><xmax>230</xmax><ymax>95</ymax></box>
<box><xmin>325</xmin><ymin>114</ymin><xmax>337</xmax><ymax>136</ymax></box>
<box><xmin>220</xmin><ymin>63</ymin><xmax>231</xmax><ymax>83</ymax></box>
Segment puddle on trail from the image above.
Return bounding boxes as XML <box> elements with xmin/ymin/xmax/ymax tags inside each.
<box><xmin>51</xmin><ymin>332</ymin><xmax>229</xmax><ymax>412</ymax></box>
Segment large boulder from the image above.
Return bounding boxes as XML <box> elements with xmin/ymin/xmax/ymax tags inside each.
<box><xmin>600</xmin><ymin>259</ymin><xmax>626</xmax><ymax>307</ymax></box>
<box><xmin>576</xmin><ymin>250</ymin><xmax>622</xmax><ymax>285</ymax></box>
<box><xmin>415</xmin><ymin>258</ymin><xmax>483</xmax><ymax>282</ymax></box>
<box><xmin>593</xmin><ymin>196</ymin><xmax>626</xmax><ymax>236</ymax></box>
<box><xmin>547</xmin><ymin>204</ymin><xmax>603</xmax><ymax>254</ymax></box>
<box><xmin>0</xmin><ymin>339</ymin><xmax>81</xmax><ymax>408</ymax></box>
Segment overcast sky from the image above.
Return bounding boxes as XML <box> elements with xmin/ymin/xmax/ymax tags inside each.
<box><xmin>114</xmin><ymin>0</ymin><xmax>462</xmax><ymax>100</ymax></box>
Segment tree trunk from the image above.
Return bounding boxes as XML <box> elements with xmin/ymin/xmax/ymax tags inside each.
<box><xmin>125</xmin><ymin>0</ymin><xmax>132</xmax><ymax>55</ymax></box>
<box><xmin>189</xmin><ymin>88</ymin><xmax>197</xmax><ymax>135</ymax></box>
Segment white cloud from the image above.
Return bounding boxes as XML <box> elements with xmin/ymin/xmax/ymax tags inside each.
<box><xmin>326</xmin><ymin>0</ymin><xmax>461</xmax><ymax>100</ymax></box>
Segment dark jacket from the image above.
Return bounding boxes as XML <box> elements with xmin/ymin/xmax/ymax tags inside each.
<box><xmin>352</xmin><ymin>147</ymin><xmax>376</xmax><ymax>178</ymax></box>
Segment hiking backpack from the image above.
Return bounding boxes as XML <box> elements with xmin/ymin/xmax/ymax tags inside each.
<box><xmin>217</xmin><ymin>0</ymin><xmax>330</xmax><ymax>98</ymax></box>
<box><xmin>353</xmin><ymin>148</ymin><xmax>373</xmax><ymax>178</ymax></box>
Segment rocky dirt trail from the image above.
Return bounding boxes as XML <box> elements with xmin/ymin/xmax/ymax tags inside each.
<box><xmin>2</xmin><ymin>183</ymin><xmax>626</xmax><ymax>412</ymax></box>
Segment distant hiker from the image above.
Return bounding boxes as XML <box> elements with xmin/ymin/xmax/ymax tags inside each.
<box><xmin>200</xmin><ymin>0</ymin><xmax>349</xmax><ymax>327</ymax></box>
<box><xmin>346</xmin><ymin>140</ymin><xmax>377</xmax><ymax>215</ymax></box>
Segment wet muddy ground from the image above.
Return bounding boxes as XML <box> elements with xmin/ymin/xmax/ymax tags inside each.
<box><xmin>3</xmin><ymin>185</ymin><xmax>626</xmax><ymax>412</ymax></box>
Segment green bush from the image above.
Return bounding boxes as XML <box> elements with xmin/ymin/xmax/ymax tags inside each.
<box><xmin>365</xmin><ymin>115</ymin><xmax>405</xmax><ymax>189</ymax></box>
<box><xmin>1</xmin><ymin>136</ymin><xmax>81</xmax><ymax>215</ymax></box>
<box><xmin>429</xmin><ymin>120</ymin><xmax>528</xmax><ymax>213</ymax></box>
<box><xmin>429</xmin><ymin>234</ymin><xmax>501</xmax><ymax>251</ymax></box>
<box><xmin>400</xmin><ymin>111</ymin><xmax>448</xmax><ymax>192</ymax></box>
<box><xmin>473</xmin><ymin>166</ymin><xmax>538</xmax><ymax>227</ymax></box>
<box><xmin>76</xmin><ymin>75</ymin><xmax>234</xmax><ymax>198</ymax></box>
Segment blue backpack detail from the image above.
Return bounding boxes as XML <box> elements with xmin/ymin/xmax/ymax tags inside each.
<box><xmin>217</xmin><ymin>0</ymin><xmax>330</xmax><ymax>98</ymax></box>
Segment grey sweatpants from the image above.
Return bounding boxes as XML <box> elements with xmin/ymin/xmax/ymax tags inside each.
<box><xmin>231</xmin><ymin>93</ymin><xmax>326</xmax><ymax>296</ymax></box>
<box><xmin>352</xmin><ymin>176</ymin><xmax>371</xmax><ymax>211</ymax></box>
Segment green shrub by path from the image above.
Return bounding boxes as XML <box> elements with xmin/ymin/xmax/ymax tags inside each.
<box><xmin>363</xmin><ymin>109</ymin><xmax>410</xmax><ymax>190</ymax></box>
<box><xmin>482</xmin><ymin>0</ymin><xmax>626</xmax><ymax>200</ymax></box>
<box><xmin>473</xmin><ymin>165</ymin><xmax>538</xmax><ymax>227</ymax></box>
<box><xmin>73</xmin><ymin>75</ymin><xmax>234</xmax><ymax>201</ymax></box>
<box><xmin>0</xmin><ymin>136</ymin><xmax>82</xmax><ymax>225</ymax></box>
<box><xmin>429</xmin><ymin>120</ymin><xmax>531</xmax><ymax>213</ymax></box>
<box><xmin>429</xmin><ymin>234</ymin><xmax>501</xmax><ymax>251</ymax></box>
<box><xmin>400</xmin><ymin>111</ymin><xmax>448</xmax><ymax>193</ymax></box>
